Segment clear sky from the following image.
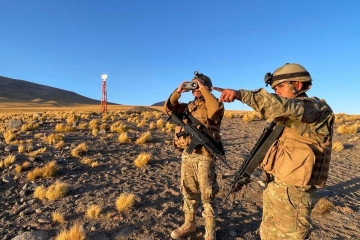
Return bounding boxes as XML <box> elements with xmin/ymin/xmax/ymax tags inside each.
<box><xmin>1</xmin><ymin>1</ymin><xmax>359</xmax><ymax>114</ymax></box>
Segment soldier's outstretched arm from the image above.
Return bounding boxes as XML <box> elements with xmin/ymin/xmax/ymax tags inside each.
<box><xmin>212</xmin><ymin>87</ymin><xmax>241</xmax><ymax>103</ymax></box>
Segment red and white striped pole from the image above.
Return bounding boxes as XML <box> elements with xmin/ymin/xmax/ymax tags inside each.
<box><xmin>100</xmin><ymin>74</ymin><xmax>108</xmax><ymax>113</ymax></box>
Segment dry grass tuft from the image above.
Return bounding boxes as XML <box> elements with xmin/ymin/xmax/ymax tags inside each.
<box><xmin>86</xmin><ymin>205</ymin><xmax>101</xmax><ymax>219</ymax></box>
<box><xmin>337</xmin><ymin>124</ymin><xmax>359</xmax><ymax>134</ymax></box>
<box><xmin>4</xmin><ymin>130</ymin><xmax>17</xmax><ymax>144</ymax></box>
<box><xmin>332</xmin><ymin>142</ymin><xmax>344</xmax><ymax>152</ymax></box>
<box><xmin>71</xmin><ymin>143</ymin><xmax>88</xmax><ymax>157</ymax></box>
<box><xmin>149</xmin><ymin>122</ymin><xmax>156</xmax><ymax>130</ymax></box>
<box><xmin>52</xmin><ymin>212</ymin><xmax>65</xmax><ymax>224</ymax></box>
<box><xmin>21</xmin><ymin>122</ymin><xmax>39</xmax><ymax>131</ymax></box>
<box><xmin>116</xmin><ymin>193</ymin><xmax>135</xmax><ymax>212</ymax></box>
<box><xmin>15</xmin><ymin>161</ymin><xmax>30</xmax><ymax>174</ymax></box>
<box><xmin>34</xmin><ymin>185</ymin><xmax>47</xmax><ymax>200</ymax></box>
<box><xmin>224</xmin><ymin>112</ymin><xmax>235</xmax><ymax>119</ymax></box>
<box><xmin>110</xmin><ymin>121</ymin><xmax>128</xmax><ymax>133</ymax></box>
<box><xmin>3</xmin><ymin>155</ymin><xmax>16</xmax><ymax>168</ymax></box>
<box><xmin>156</xmin><ymin>119</ymin><xmax>164</xmax><ymax>128</ymax></box>
<box><xmin>118</xmin><ymin>132</ymin><xmax>131</xmax><ymax>144</ymax></box>
<box><xmin>89</xmin><ymin>119</ymin><xmax>99</xmax><ymax>130</ymax></box>
<box><xmin>243</xmin><ymin>113</ymin><xmax>256</xmax><ymax>123</ymax></box>
<box><xmin>45</xmin><ymin>182</ymin><xmax>68</xmax><ymax>200</ymax></box>
<box><xmin>27</xmin><ymin>161</ymin><xmax>58</xmax><ymax>181</ymax></box>
<box><xmin>312</xmin><ymin>198</ymin><xmax>335</xmax><ymax>216</ymax></box>
<box><xmin>134</xmin><ymin>153</ymin><xmax>151</xmax><ymax>168</ymax></box>
<box><xmin>165</xmin><ymin>122</ymin><xmax>175</xmax><ymax>130</ymax></box>
<box><xmin>55</xmin><ymin>223</ymin><xmax>85</xmax><ymax>240</ymax></box>
<box><xmin>349</xmin><ymin>136</ymin><xmax>359</xmax><ymax>142</ymax></box>
<box><xmin>55</xmin><ymin>123</ymin><xmax>77</xmax><ymax>132</ymax></box>
<box><xmin>55</xmin><ymin>141</ymin><xmax>65</xmax><ymax>149</ymax></box>
<box><xmin>135</xmin><ymin>131</ymin><xmax>152</xmax><ymax>144</ymax></box>
<box><xmin>44</xmin><ymin>133</ymin><xmax>64</xmax><ymax>145</ymax></box>
<box><xmin>28</xmin><ymin>147</ymin><xmax>47</xmax><ymax>157</ymax></box>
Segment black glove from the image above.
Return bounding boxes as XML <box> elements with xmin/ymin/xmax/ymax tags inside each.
<box><xmin>230</xmin><ymin>176</ymin><xmax>251</xmax><ymax>193</ymax></box>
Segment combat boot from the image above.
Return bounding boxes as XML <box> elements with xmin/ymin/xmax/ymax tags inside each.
<box><xmin>204</xmin><ymin>217</ymin><xmax>216</xmax><ymax>240</ymax></box>
<box><xmin>171</xmin><ymin>212</ymin><xmax>196</xmax><ymax>239</ymax></box>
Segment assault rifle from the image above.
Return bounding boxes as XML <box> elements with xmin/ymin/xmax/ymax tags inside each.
<box><xmin>167</xmin><ymin>111</ymin><xmax>233</xmax><ymax>170</ymax></box>
<box><xmin>222</xmin><ymin>122</ymin><xmax>284</xmax><ymax>204</ymax></box>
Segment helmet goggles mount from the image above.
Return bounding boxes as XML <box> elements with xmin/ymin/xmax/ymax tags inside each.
<box><xmin>264</xmin><ymin>71</ymin><xmax>311</xmax><ymax>88</ymax></box>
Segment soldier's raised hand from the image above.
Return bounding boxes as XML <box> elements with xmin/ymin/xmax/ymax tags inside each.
<box><xmin>177</xmin><ymin>81</ymin><xmax>191</xmax><ymax>93</ymax></box>
<box><xmin>212</xmin><ymin>87</ymin><xmax>241</xmax><ymax>103</ymax></box>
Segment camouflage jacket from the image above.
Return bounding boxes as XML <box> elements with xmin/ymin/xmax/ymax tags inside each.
<box><xmin>238</xmin><ymin>88</ymin><xmax>334</xmax><ymax>187</ymax></box>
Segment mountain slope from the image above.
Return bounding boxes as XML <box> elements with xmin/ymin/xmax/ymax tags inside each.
<box><xmin>0</xmin><ymin>76</ymin><xmax>101</xmax><ymax>105</ymax></box>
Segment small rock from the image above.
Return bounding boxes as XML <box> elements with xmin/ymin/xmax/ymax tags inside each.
<box><xmin>37</xmin><ymin>218</ymin><xmax>51</xmax><ymax>224</ymax></box>
<box><xmin>20</xmin><ymin>209</ymin><xmax>35</xmax><ymax>216</ymax></box>
<box><xmin>229</xmin><ymin>231</ymin><xmax>237</xmax><ymax>237</ymax></box>
<box><xmin>2</xmin><ymin>176</ymin><xmax>12</xmax><ymax>183</ymax></box>
<box><xmin>90</xmin><ymin>226</ymin><xmax>96</xmax><ymax>231</ymax></box>
<box><xmin>11</xmin><ymin>230</ymin><xmax>49</xmax><ymax>240</ymax></box>
<box><xmin>87</xmin><ymin>233</ymin><xmax>109</xmax><ymax>240</ymax></box>
<box><xmin>99</xmin><ymin>129</ymin><xmax>106</xmax><ymax>135</ymax></box>
<box><xmin>112</xmin><ymin>227</ymin><xmax>133</xmax><ymax>239</ymax></box>
<box><xmin>35</xmin><ymin>209</ymin><xmax>42</xmax><ymax>213</ymax></box>
<box><xmin>6</xmin><ymin>119</ymin><xmax>22</xmax><ymax>130</ymax></box>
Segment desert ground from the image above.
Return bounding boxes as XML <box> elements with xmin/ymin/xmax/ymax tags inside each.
<box><xmin>0</xmin><ymin>106</ymin><xmax>359</xmax><ymax>240</ymax></box>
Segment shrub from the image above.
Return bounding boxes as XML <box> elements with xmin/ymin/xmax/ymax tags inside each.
<box><xmin>52</xmin><ymin>212</ymin><xmax>65</xmax><ymax>224</ymax></box>
<box><xmin>156</xmin><ymin>119</ymin><xmax>164</xmax><ymax>128</ymax></box>
<box><xmin>45</xmin><ymin>182</ymin><xmax>68</xmax><ymax>201</ymax></box>
<box><xmin>224</xmin><ymin>112</ymin><xmax>235</xmax><ymax>119</ymax></box>
<box><xmin>337</xmin><ymin>124</ymin><xmax>359</xmax><ymax>134</ymax></box>
<box><xmin>44</xmin><ymin>133</ymin><xmax>64</xmax><ymax>145</ymax></box>
<box><xmin>27</xmin><ymin>161</ymin><xmax>58</xmax><ymax>181</ymax></box>
<box><xmin>34</xmin><ymin>185</ymin><xmax>47</xmax><ymax>200</ymax></box>
<box><xmin>135</xmin><ymin>131</ymin><xmax>152</xmax><ymax>144</ymax></box>
<box><xmin>28</xmin><ymin>147</ymin><xmax>47</xmax><ymax>157</ymax></box>
<box><xmin>332</xmin><ymin>142</ymin><xmax>344</xmax><ymax>152</ymax></box>
<box><xmin>243</xmin><ymin>113</ymin><xmax>256</xmax><ymax>123</ymax></box>
<box><xmin>4</xmin><ymin>130</ymin><xmax>16</xmax><ymax>144</ymax></box>
<box><xmin>4</xmin><ymin>155</ymin><xmax>16</xmax><ymax>168</ymax></box>
<box><xmin>118</xmin><ymin>132</ymin><xmax>131</xmax><ymax>144</ymax></box>
<box><xmin>134</xmin><ymin>153</ymin><xmax>151</xmax><ymax>168</ymax></box>
<box><xmin>86</xmin><ymin>205</ymin><xmax>101</xmax><ymax>219</ymax></box>
<box><xmin>71</xmin><ymin>143</ymin><xmax>88</xmax><ymax>157</ymax></box>
<box><xmin>21</xmin><ymin>122</ymin><xmax>39</xmax><ymax>131</ymax></box>
<box><xmin>116</xmin><ymin>193</ymin><xmax>135</xmax><ymax>212</ymax></box>
<box><xmin>110</xmin><ymin>121</ymin><xmax>128</xmax><ymax>133</ymax></box>
<box><xmin>55</xmin><ymin>223</ymin><xmax>85</xmax><ymax>240</ymax></box>
<box><xmin>149</xmin><ymin>122</ymin><xmax>156</xmax><ymax>130</ymax></box>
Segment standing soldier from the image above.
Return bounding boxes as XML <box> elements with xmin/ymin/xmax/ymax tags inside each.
<box><xmin>164</xmin><ymin>71</ymin><xmax>224</xmax><ymax>240</ymax></box>
<box><xmin>213</xmin><ymin>63</ymin><xmax>334</xmax><ymax>240</ymax></box>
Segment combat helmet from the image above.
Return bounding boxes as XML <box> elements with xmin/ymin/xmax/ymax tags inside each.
<box><xmin>264</xmin><ymin>63</ymin><xmax>312</xmax><ymax>94</ymax></box>
<box><xmin>192</xmin><ymin>71</ymin><xmax>212</xmax><ymax>91</ymax></box>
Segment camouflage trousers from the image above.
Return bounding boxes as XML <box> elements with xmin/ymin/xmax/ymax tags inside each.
<box><xmin>260</xmin><ymin>179</ymin><xmax>316</xmax><ymax>240</ymax></box>
<box><xmin>180</xmin><ymin>152</ymin><xmax>219</xmax><ymax>219</ymax></box>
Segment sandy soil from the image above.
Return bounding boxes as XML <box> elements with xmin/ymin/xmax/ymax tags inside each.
<box><xmin>0</xmin><ymin>109</ymin><xmax>359</xmax><ymax>240</ymax></box>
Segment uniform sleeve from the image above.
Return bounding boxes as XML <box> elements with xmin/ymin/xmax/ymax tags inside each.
<box><xmin>163</xmin><ymin>90</ymin><xmax>187</xmax><ymax>114</ymax></box>
<box><xmin>199</xmin><ymin>86</ymin><xmax>224</xmax><ymax>119</ymax></box>
<box><xmin>238</xmin><ymin>88</ymin><xmax>327</xmax><ymax>123</ymax></box>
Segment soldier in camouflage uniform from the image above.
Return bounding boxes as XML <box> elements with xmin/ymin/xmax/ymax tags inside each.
<box><xmin>213</xmin><ymin>63</ymin><xmax>334</xmax><ymax>240</ymax></box>
<box><xmin>164</xmin><ymin>72</ymin><xmax>224</xmax><ymax>240</ymax></box>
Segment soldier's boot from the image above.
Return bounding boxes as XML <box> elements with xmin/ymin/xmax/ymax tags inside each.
<box><xmin>204</xmin><ymin>217</ymin><xmax>216</xmax><ymax>240</ymax></box>
<box><xmin>171</xmin><ymin>212</ymin><xmax>196</xmax><ymax>239</ymax></box>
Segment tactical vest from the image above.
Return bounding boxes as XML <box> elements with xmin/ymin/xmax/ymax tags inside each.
<box><xmin>261</xmin><ymin>127</ymin><xmax>331</xmax><ymax>188</ymax></box>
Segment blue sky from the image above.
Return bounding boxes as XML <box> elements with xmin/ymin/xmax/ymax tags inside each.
<box><xmin>1</xmin><ymin>1</ymin><xmax>359</xmax><ymax>114</ymax></box>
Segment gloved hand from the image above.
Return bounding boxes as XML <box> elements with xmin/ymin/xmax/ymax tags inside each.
<box><xmin>230</xmin><ymin>176</ymin><xmax>251</xmax><ymax>193</ymax></box>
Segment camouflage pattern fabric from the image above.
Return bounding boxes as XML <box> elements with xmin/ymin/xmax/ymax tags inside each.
<box><xmin>260</xmin><ymin>180</ymin><xmax>315</xmax><ymax>240</ymax></box>
<box><xmin>181</xmin><ymin>152</ymin><xmax>219</xmax><ymax>219</ymax></box>
<box><xmin>237</xmin><ymin>88</ymin><xmax>333</xmax><ymax>239</ymax></box>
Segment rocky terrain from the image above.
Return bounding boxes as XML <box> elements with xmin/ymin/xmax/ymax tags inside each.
<box><xmin>0</xmin><ymin>108</ymin><xmax>359</xmax><ymax>240</ymax></box>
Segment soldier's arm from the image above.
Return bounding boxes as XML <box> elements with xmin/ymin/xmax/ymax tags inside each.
<box><xmin>200</xmin><ymin>86</ymin><xmax>224</xmax><ymax>120</ymax></box>
<box><xmin>163</xmin><ymin>90</ymin><xmax>187</xmax><ymax>114</ymax></box>
<box><xmin>238</xmin><ymin>88</ymin><xmax>328</xmax><ymax>123</ymax></box>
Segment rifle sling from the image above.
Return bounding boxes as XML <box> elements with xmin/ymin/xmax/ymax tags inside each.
<box><xmin>243</xmin><ymin>124</ymin><xmax>284</xmax><ymax>176</ymax></box>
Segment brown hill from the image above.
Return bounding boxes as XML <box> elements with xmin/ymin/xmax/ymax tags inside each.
<box><xmin>0</xmin><ymin>76</ymin><xmax>102</xmax><ymax>105</ymax></box>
